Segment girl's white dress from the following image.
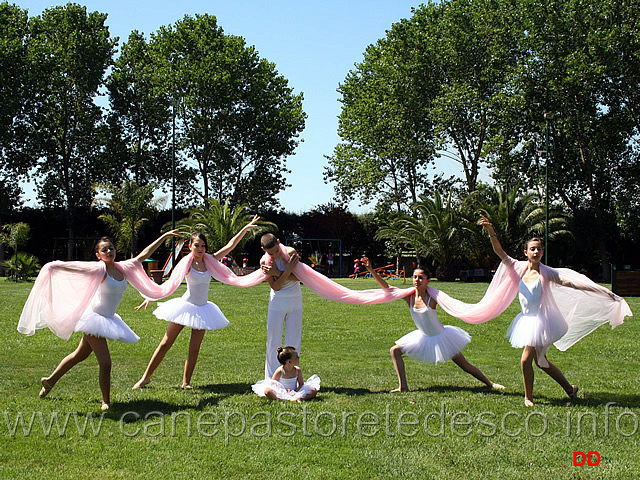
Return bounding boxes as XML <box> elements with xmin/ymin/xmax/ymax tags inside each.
<box><xmin>395</xmin><ymin>297</ymin><xmax>471</xmax><ymax>364</ymax></box>
<box><xmin>506</xmin><ymin>277</ymin><xmax>568</xmax><ymax>348</ymax></box>
<box><xmin>252</xmin><ymin>374</ymin><xmax>321</xmax><ymax>400</ymax></box>
<box><xmin>152</xmin><ymin>268</ymin><xmax>229</xmax><ymax>330</ymax></box>
<box><xmin>74</xmin><ymin>273</ymin><xmax>139</xmax><ymax>343</ymax></box>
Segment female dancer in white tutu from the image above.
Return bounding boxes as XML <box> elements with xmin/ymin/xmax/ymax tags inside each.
<box><xmin>478</xmin><ymin>215</ymin><xmax>585</xmax><ymax>406</ymax></box>
<box><xmin>362</xmin><ymin>258</ymin><xmax>505</xmax><ymax>393</ymax></box>
<box><xmin>132</xmin><ymin>217</ymin><xmax>259</xmax><ymax>390</ymax></box>
<box><xmin>252</xmin><ymin>346</ymin><xmax>320</xmax><ymax>401</ymax></box>
<box><xmin>30</xmin><ymin>231</ymin><xmax>179</xmax><ymax>410</ymax></box>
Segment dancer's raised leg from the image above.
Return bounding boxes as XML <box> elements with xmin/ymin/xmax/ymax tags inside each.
<box><xmin>132</xmin><ymin>322</ymin><xmax>184</xmax><ymax>389</ymax></box>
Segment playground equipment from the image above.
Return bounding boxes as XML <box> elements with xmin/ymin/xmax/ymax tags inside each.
<box><xmin>149</xmin><ymin>239</ymin><xmax>186</xmax><ymax>283</ymax></box>
<box><xmin>285</xmin><ymin>238</ymin><xmax>343</xmax><ymax>277</ymax></box>
<box><xmin>352</xmin><ymin>263</ymin><xmax>406</xmax><ymax>282</ymax></box>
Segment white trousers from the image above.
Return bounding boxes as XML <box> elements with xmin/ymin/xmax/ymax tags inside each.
<box><xmin>265</xmin><ymin>285</ymin><xmax>303</xmax><ymax>379</ymax></box>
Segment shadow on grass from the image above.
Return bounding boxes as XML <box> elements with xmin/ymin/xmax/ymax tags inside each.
<box><xmin>105</xmin><ymin>399</ymin><xmax>199</xmax><ymax>420</ymax></box>
<box><xmin>322</xmin><ymin>386</ymin><xmax>382</xmax><ymax>396</ymax></box>
<box><xmin>322</xmin><ymin>384</ymin><xmax>516</xmax><ymax>397</ymax></box>
<box><xmin>546</xmin><ymin>391</ymin><xmax>640</xmax><ymax>408</ymax></box>
<box><xmin>198</xmin><ymin>382</ymin><xmax>253</xmax><ymax>395</ymax></box>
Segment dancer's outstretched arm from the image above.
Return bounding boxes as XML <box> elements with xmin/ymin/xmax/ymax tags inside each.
<box><xmin>213</xmin><ymin>215</ymin><xmax>260</xmax><ymax>260</ymax></box>
<box><xmin>361</xmin><ymin>257</ymin><xmax>390</xmax><ymax>288</ymax></box>
<box><xmin>136</xmin><ymin>229</ymin><xmax>180</xmax><ymax>262</ymax></box>
<box><xmin>478</xmin><ymin>215</ymin><xmax>507</xmax><ymax>260</ymax></box>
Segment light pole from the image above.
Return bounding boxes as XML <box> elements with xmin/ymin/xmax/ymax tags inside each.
<box><xmin>171</xmin><ymin>98</ymin><xmax>177</xmax><ymax>273</ymax></box>
<box><xmin>544</xmin><ymin>111</ymin><xmax>553</xmax><ymax>264</ymax></box>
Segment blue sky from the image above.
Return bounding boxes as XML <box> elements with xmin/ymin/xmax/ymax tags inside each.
<box><xmin>19</xmin><ymin>0</ymin><xmax>464</xmax><ymax>213</ymax></box>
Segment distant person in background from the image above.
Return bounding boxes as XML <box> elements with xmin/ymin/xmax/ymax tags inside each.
<box><xmin>353</xmin><ymin>258</ymin><xmax>361</xmax><ymax>277</ymax></box>
<box><xmin>327</xmin><ymin>251</ymin><xmax>334</xmax><ymax>276</ymax></box>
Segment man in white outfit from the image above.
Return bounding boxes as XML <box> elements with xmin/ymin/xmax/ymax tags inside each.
<box><xmin>260</xmin><ymin>234</ymin><xmax>302</xmax><ymax>379</ymax></box>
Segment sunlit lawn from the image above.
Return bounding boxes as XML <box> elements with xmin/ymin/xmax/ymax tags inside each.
<box><xmin>0</xmin><ymin>277</ymin><xmax>638</xmax><ymax>479</ymax></box>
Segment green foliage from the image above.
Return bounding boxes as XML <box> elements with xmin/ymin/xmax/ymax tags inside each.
<box><xmin>0</xmin><ymin>3</ymin><xmax>30</xmax><ymax>213</ymax></box>
<box><xmin>469</xmin><ymin>184</ymin><xmax>573</xmax><ymax>263</ymax></box>
<box><xmin>1</xmin><ymin>251</ymin><xmax>40</xmax><ymax>280</ymax></box>
<box><xmin>330</xmin><ymin>0</ymin><xmax>639</xmax><ymax>276</ymax></box>
<box><xmin>93</xmin><ymin>181</ymin><xmax>163</xmax><ymax>258</ymax></box>
<box><xmin>0</xmin><ymin>222</ymin><xmax>31</xmax><ymax>281</ymax></box>
<box><xmin>173</xmin><ymin>198</ymin><xmax>275</xmax><ymax>253</ymax></box>
<box><xmin>105</xmin><ymin>31</ymin><xmax>172</xmax><ymax>185</ymax></box>
<box><xmin>27</xmin><ymin>4</ymin><xmax>118</xmax><ymax>212</ymax></box>
<box><xmin>149</xmin><ymin>14</ymin><xmax>306</xmax><ymax>209</ymax></box>
<box><xmin>376</xmin><ymin>191</ymin><xmax>462</xmax><ymax>279</ymax></box>
<box><xmin>0</xmin><ymin>222</ymin><xmax>30</xmax><ymax>253</ymax></box>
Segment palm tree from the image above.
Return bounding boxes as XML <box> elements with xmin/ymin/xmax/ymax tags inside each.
<box><xmin>93</xmin><ymin>181</ymin><xmax>165</xmax><ymax>258</ymax></box>
<box><xmin>466</xmin><ymin>184</ymin><xmax>573</xmax><ymax>264</ymax></box>
<box><xmin>1</xmin><ymin>252</ymin><xmax>41</xmax><ymax>280</ymax></box>
<box><xmin>172</xmin><ymin>198</ymin><xmax>275</xmax><ymax>253</ymax></box>
<box><xmin>376</xmin><ymin>191</ymin><xmax>462</xmax><ymax>280</ymax></box>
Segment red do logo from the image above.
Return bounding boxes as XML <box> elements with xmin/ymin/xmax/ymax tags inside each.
<box><xmin>573</xmin><ymin>451</ymin><xmax>600</xmax><ymax>466</ymax></box>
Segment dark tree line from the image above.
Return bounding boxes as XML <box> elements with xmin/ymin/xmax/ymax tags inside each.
<box><xmin>0</xmin><ymin>3</ymin><xmax>305</xmax><ymax>259</ymax></box>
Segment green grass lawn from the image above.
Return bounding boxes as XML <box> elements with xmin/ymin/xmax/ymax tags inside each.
<box><xmin>0</xmin><ymin>277</ymin><xmax>638</xmax><ymax>479</ymax></box>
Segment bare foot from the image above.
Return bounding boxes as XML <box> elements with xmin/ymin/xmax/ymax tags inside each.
<box><xmin>132</xmin><ymin>378</ymin><xmax>150</xmax><ymax>390</ymax></box>
<box><xmin>524</xmin><ymin>398</ymin><xmax>534</xmax><ymax>407</ymax></box>
<box><xmin>39</xmin><ymin>377</ymin><xmax>53</xmax><ymax>398</ymax></box>
<box><xmin>568</xmin><ymin>385</ymin><xmax>579</xmax><ymax>399</ymax></box>
<box><xmin>390</xmin><ymin>387</ymin><xmax>409</xmax><ymax>393</ymax></box>
<box><xmin>491</xmin><ymin>383</ymin><xmax>506</xmax><ymax>391</ymax></box>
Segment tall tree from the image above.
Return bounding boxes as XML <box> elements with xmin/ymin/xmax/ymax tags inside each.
<box><xmin>150</xmin><ymin>14</ymin><xmax>306</xmax><ymax>210</ymax></box>
<box><xmin>508</xmin><ymin>0</ymin><xmax>639</xmax><ymax>280</ymax></box>
<box><xmin>105</xmin><ymin>30</ymin><xmax>172</xmax><ymax>185</ymax></box>
<box><xmin>326</xmin><ymin>6</ymin><xmax>441</xmax><ymax>211</ymax></box>
<box><xmin>0</xmin><ymin>2</ymin><xmax>29</xmax><ymax>225</ymax></box>
<box><xmin>27</xmin><ymin>4</ymin><xmax>116</xmax><ymax>259</ymax></box>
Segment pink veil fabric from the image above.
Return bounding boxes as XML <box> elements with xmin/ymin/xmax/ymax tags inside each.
<box><xmin>20</xmin><ymin>245</ymin><xmax>631</xmax><ymax>350</ymax></box>
<box><xmin>427</xmin><ymin>255</ymin><xmax>632</xmax><ymax>363</ymax></box>
<box><xmin>18</xmin><ymin>261</ymin><xmax>108</xmax><ymax>340</ymax></box>
<box><xmin>18</xmin><ymin>254</ymin><xmax>268</xmax><ymax>340</ymax></box>
<box><xmin>262</xmin><ymin>244</ymin><xmax>414</xmax><ymax>304</ymax></box>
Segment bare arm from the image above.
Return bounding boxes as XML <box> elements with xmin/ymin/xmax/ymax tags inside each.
<box><xmin>478</xmin><ymin>215</ymin><xmax>508</xmax><ymax>260</ymax></box>
<box><xmin>296</xmin><ymin>367</ymin><xmax>304</xmax><ymax>392</ymax></box>
<box><xmin>135</xmin><ymin>229</ymin><xmax>181</xmax><ymax>262</ymax></box>
<box><xmin>213</xmin><ymin>215</ymin><xmax>260</xmax><ymax>260</ymax></box>
<box><xmin>262</xmin><ymin>248</ymin><xmax>299</xmax><ymax>291</ymax></box>
<box><xmin>556</xmin><ymin>273</ymin><xmax>620</xmax><ymax>300</ymax></box>
<box><xmin>361</xmin><ymin>257</ymin><xmax>390</xmax><ymax>288</ymax></box>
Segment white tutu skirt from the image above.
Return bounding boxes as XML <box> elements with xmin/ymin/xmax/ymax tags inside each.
<box><xmin>252</xmin><ymin>374</ymin><xmax>321</xmax><ymax>400</ymax></box>
<box><xmin>153</xmin><ymin>298</ymin><xmax>230</xmax><ymax>331</ymax></box>
<box><xmin>396</xmin><ymin>326</ymin><xmax>470</xmax><ymax>364</ymax></box>
<box><xmin>506</xmin><ymin>312</ymin><xmax>568</xmax><ymax>348</ymax></box>
<box><xmin>74</xmin><ymin>312</ymin><xmax>140</xmax><ymax>343</ymax></box>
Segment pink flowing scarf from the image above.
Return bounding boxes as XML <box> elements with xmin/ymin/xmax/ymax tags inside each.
<box><xmin>18</xmin><ymin>255</ymin><xmax>268</xmax><ymax>340</ymax></box>
<box><xmin>427</xmin><ymin>256</ymin><xmax>632</xmax><ymax>361</ymax></box>
<box><xmin>262</xmin><ymin>244</ymin><xmax>414</xmax><ymax>304</ymax></box>
<box><xmin>20</xmin><ymin>246</ymin><xmax>631</xmax><ymax>351</ymax></box>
